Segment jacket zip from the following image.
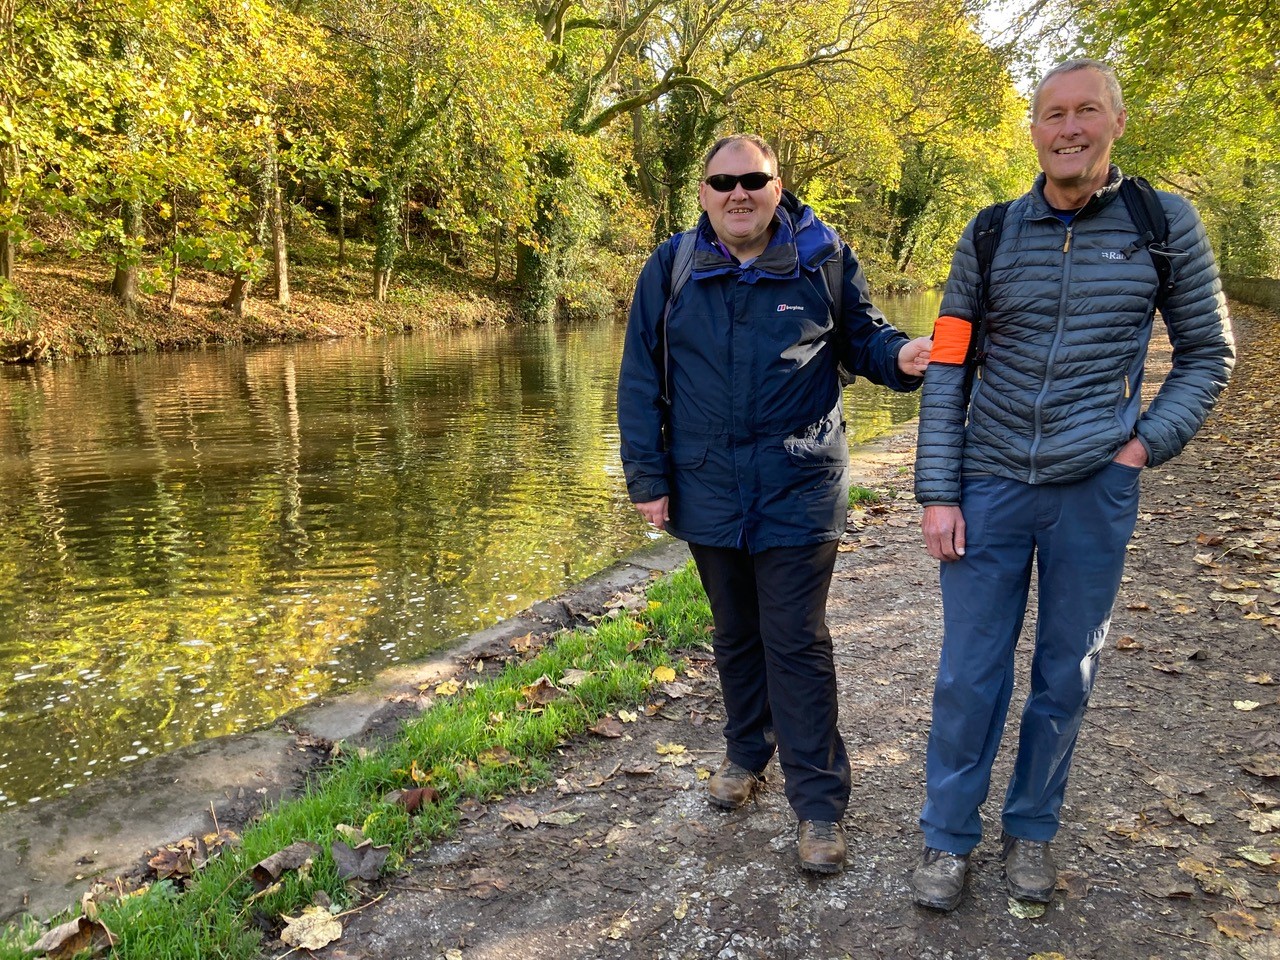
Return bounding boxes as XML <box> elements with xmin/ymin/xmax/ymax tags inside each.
<box><xmin>1028</xmin><ymin>222</ymin><xmax>1074</xmax><ymax>481</ymax></box>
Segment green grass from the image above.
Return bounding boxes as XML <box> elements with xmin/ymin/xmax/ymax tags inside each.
<box><xmin>848</xmin><ymin>485</ymin><xmax>882</xmax><ymax>507</ymax></box>
<box><xmin>0</xmin><ymin>563</ymin><xmax>712</xmax><ymax>960</ymax></box>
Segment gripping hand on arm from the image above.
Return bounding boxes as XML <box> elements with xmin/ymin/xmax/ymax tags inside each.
<box><xmin>897</xmin><ymin>337</ymin><xmax>932</xmax><ymax>377</ymax></box>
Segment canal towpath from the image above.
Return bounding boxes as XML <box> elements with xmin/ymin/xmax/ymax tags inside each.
<box><xmin>2</xmin><ymin>301</ymin><xmax>1278</xmax><ymax>959</ymax></box>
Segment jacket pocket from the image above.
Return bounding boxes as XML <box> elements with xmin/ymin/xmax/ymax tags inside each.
<box><xmin>671</xmin><ymin>438</ymin><xmax>709</xmax><ymax>469</ymax></box>
<box><xmin>782</xmin><ymin>415</ymin><xmax>847</xmax><ymax>466</ymax></box>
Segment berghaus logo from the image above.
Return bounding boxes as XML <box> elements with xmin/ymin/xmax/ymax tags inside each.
<box><xmin>777</xmin><ymin>303</ymin><xmax>805</xmax><ymax>312</ymax></box>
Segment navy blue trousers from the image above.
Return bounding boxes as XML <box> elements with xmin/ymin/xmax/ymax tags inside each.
<box><xmin>689</xmin><ymin>540</ymin><xmax>850</xmax><ymax>822</ymax></box>
<box><xmin>921</xmin><ymin>463</ymin><xmax>1142</xmax><ymax>854</ymax></box>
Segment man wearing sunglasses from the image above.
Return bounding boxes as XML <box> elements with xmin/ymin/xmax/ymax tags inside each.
<box><xmin>618</xmin><ymin>133</ymin><xmax>932</xmax><ymax>874</ymax></box>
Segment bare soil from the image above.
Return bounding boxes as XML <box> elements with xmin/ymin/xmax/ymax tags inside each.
<box><xmin>324</xmin><ymin>303</ymin><xmax>1280</xmax><ymax>960</ymax></box>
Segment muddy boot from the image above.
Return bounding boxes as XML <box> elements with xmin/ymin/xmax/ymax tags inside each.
<box><xmin>1001</xmin><ymin>833</ymin><xmax>1056</xmax><ymax>902</ymax></box>
<box><xmin>797</xmin><ymin>820</ymin><xmax>846</xmax><ymax>874</ymax></box>
<box><xmin>707</xmin><ymin>759</ymin><xmax>764</xmax><ymax>810</ymax></box>
<box><xmin>912</xmin><ymin>847</ymin><xmax>970</xmax><ymax>911</ymax></box>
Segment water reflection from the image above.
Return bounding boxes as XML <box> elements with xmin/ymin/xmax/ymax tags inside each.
<box><xmin>0</xmin><ymin>291</ymin><xmax>938</xmax><ymax>804</ymax></box>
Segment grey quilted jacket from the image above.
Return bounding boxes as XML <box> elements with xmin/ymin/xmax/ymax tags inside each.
<box><xmin>915</xmin><ymin>167</ymin><xmax>1234</xmax><ymax>506</ymax></box>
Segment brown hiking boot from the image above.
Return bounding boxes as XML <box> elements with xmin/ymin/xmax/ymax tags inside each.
<box><xmin>707</xmin><ymin>758</ymin><xmax>764</xmax><ymax>810</ymax></box>
<box><xmin>1001</xmin><ymin>832</ymin><xmax>1056</xmax><ymax>902</ymax></box>
<box><xmin>912</xmin><ymin>847</ymin><xmax>970</xmax><ymax>911</ymax></box>
<box><xmin>797</xmin><ymin>820</ymin><xmax>846</xmax><ymax>874</ymax></box>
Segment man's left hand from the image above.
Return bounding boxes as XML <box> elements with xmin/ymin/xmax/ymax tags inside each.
<box><xmin>898</xmin><ymin>337</ymin><xmax>932</xmax><ymax>377</ymax></box>
<box><xmin>1112</xmin><ymin>437</ymin><xmax>1149</xmax><ymax>468</ymax></box>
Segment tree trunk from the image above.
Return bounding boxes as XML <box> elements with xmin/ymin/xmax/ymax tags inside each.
<box><xmin>336</xmin><ymin>182</ymin><xmax>346</xmax><ymax>271</ymax></box>
<box><xmin>0</xmin><ymin>142</ymin><xmax>15</xmax><ymax>281</ymax></box>
<box><xmin>109</xmin><ymin>27</ymin><xmax>142</xmax><ymax>315</ymax></box>
<box><xmin>166</xmin><ymin>189</ymin><xmax>179</xmax><ymax>310</ymax></box>
<box><xmin>266</xmin><ymin>131</ymin><xmax>289</xmax><ymax>306</ymax></box>
<box><xmin>110</xmin><ymin>195</ymin><xmax>141</xmax><ymax>313</ymax></box>
<box><xmin>222</xmin><ymin>276</ymin><xmax>249</xmax><ymax>315</ymax></box>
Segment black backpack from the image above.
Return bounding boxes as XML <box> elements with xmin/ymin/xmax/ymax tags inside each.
<box><xmin>965</xmin><ymin>175</ymin><xmax>1174</xmax><ymax>398</ymax></box>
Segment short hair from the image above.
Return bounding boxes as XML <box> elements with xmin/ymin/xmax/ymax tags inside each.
<box><xmin>703</xmin><ymin>135</ymin><xmax>779</xmax><ymax>176</ymax></box>
<box><xmin>1031</xmin><ymin>59</ymin><xmax>1125</xmax><ymax>119</ymax></box>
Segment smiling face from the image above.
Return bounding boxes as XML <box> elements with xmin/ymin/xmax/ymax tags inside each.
<box><xmin>698</xmin><ymin>142</ymin><xmax>783</xmax><ymax>261</ymax></box>
<box><xmin>1030</xmin><ymin>67</ymin><xmax>1127</xmax><ymax>209</ymax></box>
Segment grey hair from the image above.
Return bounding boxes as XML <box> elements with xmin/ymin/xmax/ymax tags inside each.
<box><xmin>1031</xmin><ymin>59</ymin><xmax>1125</xmax><ymax>118</ymax></box>
<box><xmin>703</xmin><ymin>135</ymin><xmax>779</xmax><ymax>176</ymax></box>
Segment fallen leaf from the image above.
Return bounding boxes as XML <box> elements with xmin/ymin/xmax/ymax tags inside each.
<box><xmin>384</xmin><ymin>786</ymin><xmax>441</xmax><ymax>814</ymax></box>
<box><xmin>478</xmin><ymin>745</ymin><xmax>518</xmax><ymax>765</ymax></box>
<box><xmin>1115</xmin><ymin>635</ymin><xmax>1144</xmax><ymax>651</ymax></box>
<box><xmin>1237</xmin><ymin>846</ymin><xmax>1280</xmax><ymax>866</ymax></box>
<box><xmin>561</xmin><ymin>669</ymin><xmax>591</xmax><ymax>687</ymax></box>
<box><xmin>465</xmin><ymin>868</ymin><xmax>510</xmax><ymax>899</ymax></box>
<box><xmin>1245</xmin><ymin>810</ymin><xmax>1280</xmax><ymax>833</ymax></box>
<box><xmin>1144</xmin><ymin>866</ymin><xmax>1197</xmax><ymax>898</ymax></box>
<box><xmin>29</xmin><ymin>915</ymin><xmax>115</xmax><ymax>959</ymax></box>
<box><xmin>1236</xmin><ymin>700</ymin><xmax>1264</xmax><ymax>711</ymax></box>
<box><xmin>334</xmin><ymin>824</ymin><xmax>365</xmax><ymax>845</ymax></box>
<box><xmin>280</xmin><ymin>906</ymin><xmax>343</xmax><ymax>950</ymax></box>
<box><xmin>1056</xmin><ymin>871</ymin><xmax>1088</xmax><ymax>900</ymax></box>
<box><xmin>1244</xmin><ymin>755</ymin><xmax>1280</xmax><ymax>778</ymax></box>
<box><xmin>251</xmin><ymin>841</ymin><xmax>321</xmax><ymax>890</ymax></box>
<box><xmin>673</xmin><ymin>896</ymin><xmax>689</xmax><ymax>920</ymax></box>
<box><xmin>435</xmin><ymin>679</ymin><xmax>461</xmax><ymax>696</ymax></box>
<box><xmin>661</xmin><ymin>681</ymin><xmax>693</xmax><ymax>699</ymax></box>
<box><xmin>331</xmin><ymin>839</ymin><xmax>390</xmax><ymax>881</ymax></box>
<box><xmin>651</xmin><ymin>665</ymin><xmax>677</xmax><ymax>683</ymax></box>
<box><xmin>655</xmin><ymin>742</ymin><xmax>686</xmax><ymax>755</ymax></box>
<box><xmin>1165</xmin><ymin>799</ymin><xmax>1216</xmax><ymax>826</ymax></box>
<box><xmin>539</xmin><ymin>810</ymin><xmax>583</xmax><ymax>826</ymax></box>
<box><xmin>1028</xmin><ymin>954</ymin><xmax>1068</xmax><ymax>960</ymax></box>
<box><xmin>1007</xmin><ymin>898</ymin><xmax>1046</xmax><ymax>918</ymax></box>
<box><xmin>521</xmin><ymin>676</ymin><xmax>563</xmax><ymax>705</ymax></box>
<box><xmin>1246</xmin><ymin>674</ymin><xmax>1276</xmax><ymax>685</ymax></box>
<box><xmin>1212</xmin><ymin>909</ymin><xmax>1260</xmax><ymax>940</ymax></box>
<box><xmin>589</xmin><ymin>716</ymin><xmax>625</xmax><ymax>738</ymax></box>
<box><xmin>618</xmin><ymin>709</ymin><xmax>639</xmax><ymax>723</ymax></box>
<box><xmin>498</xmin><ymin>803</ymin><xmax>541</xmax><ymax>829</ymax></box>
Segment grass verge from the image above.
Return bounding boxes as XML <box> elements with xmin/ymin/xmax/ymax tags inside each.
<box><xmin>0</xmin><ymin>563</ymin><xmax>711</xmax><ymax>960</ymax></box>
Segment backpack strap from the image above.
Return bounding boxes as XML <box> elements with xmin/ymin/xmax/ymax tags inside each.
<box><xmin>659</xmin><ymin>229</ymin><xmax>697</xmax><ymax>407</ymax></box>
<box><xmin>817</xmin><ymin>247</ymin><xmax>853</xmax><ymax>386</ymax></box>
<box><xmin>966</xmin><ymin>200</ymin><xmax>1011</xmax><ymax>399</ymax></box>
<box><xmin>1117</xmin><ymin>175</ymin><xmax>1173</xmax><ymax>306</ymax></box>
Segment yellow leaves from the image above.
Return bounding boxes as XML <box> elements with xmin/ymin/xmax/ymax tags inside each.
<box><xmin>618</xmin><ymin>710</ymin><xmax>639</xmax><ymax>723</ymax></box>
<box><xmin>280</xmin><ymin>905</ymin><xmax>342</xmax><ymax>950</ymax></box>
<box><xmin>1007</xmin><ymin>898</ymin><xmax>1045</xmax><ymax>918</ymax></box>
<box><xmin>655</xmin><ymin>742</ymin><xmax>685</xmax><ymax>756</ymax></box>
<box><xmin>1235</xmin><ymin>700</ymin><xmax>1263</xmax><ymax>711</ymax></box>
<box><xmin>651</xmin><ymin>665</ymin><xmax>676</xmax><ymax>683</ymax></box>
<box><xmin>435</xmin><ymin>679</ymin><xmax>460</xmax><ymax>696</ymax></box>
<box><xmin>1212</xmin><ymin>909</ymin><xmax>1260</xmax><ymax>941</ymax></box>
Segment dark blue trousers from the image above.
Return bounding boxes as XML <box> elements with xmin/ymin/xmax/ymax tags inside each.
<box><xmin>921</xmin><ymin>463</ymin><xmax>1142</xmax><ymax>854</ymax></box>
<box><xmin>689</xmin><ymin>540</ymin><xmax>850</xmax><ymax>822</ymax></box>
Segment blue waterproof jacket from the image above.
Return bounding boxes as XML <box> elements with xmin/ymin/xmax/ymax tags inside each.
<box><xmin>914</xmin><ymin>167</ymin><xmax>1234</xmax><ymax>506</ymax></box>
<box><xmin>618</xmin><ymin>194</ymin><xmax>920</xmax><ymax>552</ymax></box>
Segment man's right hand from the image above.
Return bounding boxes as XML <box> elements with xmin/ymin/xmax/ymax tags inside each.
<box><xmin>635</xmin><ymin>496</ymin><xmax>670</xmax><ymax>531</ymax></box>
<box><xmin>922</xmin><ymin>505</ymin><xmax>966</xmax><ymax>561</ymax></box>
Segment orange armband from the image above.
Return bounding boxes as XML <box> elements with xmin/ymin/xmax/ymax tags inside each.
<box><xmin>930</xmin><ymin>315</ymin><xmax>973</xmax><ymax>366</ymax></box>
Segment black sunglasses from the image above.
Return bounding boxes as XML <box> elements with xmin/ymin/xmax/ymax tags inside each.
<box><xmin>703</xmin><ymin>172</ymin><xmax>775</xmax><ymax>192</ymax></box>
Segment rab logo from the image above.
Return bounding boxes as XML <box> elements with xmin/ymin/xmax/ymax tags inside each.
<box><xmin>777</xmin><ymin>303</ymin><xmax>805</xmax><ymax>312</ymax></box>
<box><xmin>1101</xmin><ymin>250</ymin><xmax>1129</xmax><ymax>261</ymax></box>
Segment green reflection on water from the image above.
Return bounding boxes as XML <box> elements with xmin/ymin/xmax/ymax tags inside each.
<box><xmin>0</xmin><ymin>291</ymin><xmax>938</xmax><ymax>805</ymax></box>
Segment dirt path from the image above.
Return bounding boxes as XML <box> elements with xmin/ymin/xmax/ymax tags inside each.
<box><xmin>328</xmin><ymin>304</ymin><xmax>1280</xmax><ymax>960</ymax></box>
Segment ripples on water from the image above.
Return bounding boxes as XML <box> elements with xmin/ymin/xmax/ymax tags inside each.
<box><xmin>0</xmin><ymin>293</ymin><xmax>938</xmax><ymax>805</ymax></box>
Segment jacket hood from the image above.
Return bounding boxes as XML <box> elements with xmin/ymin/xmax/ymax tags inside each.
<box><xmin>691</xmin><ymin>190</ymin><xmax>840</xmax><ymax>281</ymax></box>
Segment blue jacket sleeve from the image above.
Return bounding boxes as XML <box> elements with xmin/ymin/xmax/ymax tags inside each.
<box><xmin>837</xmin><ymin>244</ymin><xmax>921</xmax><ymax>392</ymax></box>
<box><xmin>617</xmin><ymin>241</ymin><xmax>676</xmax><ymax>504</ymax></box>
<box><xmin>1134</xmin><ymin>195</ymin><xmax>1235</xmax><ymax>465</ymax></box>
<box><xmin>914</xmin><ymin>219</ymin><xmax>981</xmax><ymax>506</ymax></box>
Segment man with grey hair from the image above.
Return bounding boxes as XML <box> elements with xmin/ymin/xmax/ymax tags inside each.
<box><xmin>911</xmin><ymin>59</ymin><xmax>1233</xmax><ymax>910</ymax></box>
<box><xmin>618</xmin><ymin>133</ymin><xmax>931</xmax><ymax>873</ymax></box>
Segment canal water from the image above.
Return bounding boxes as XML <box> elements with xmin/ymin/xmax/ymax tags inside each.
<box><xmin>0</xmin><ymin>292</ymin><xmax>938</xmax><ymax>805</ymax></box>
